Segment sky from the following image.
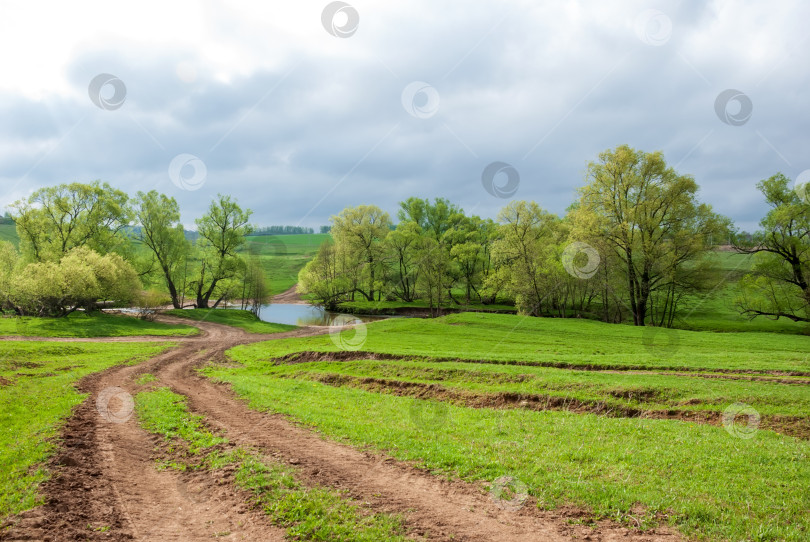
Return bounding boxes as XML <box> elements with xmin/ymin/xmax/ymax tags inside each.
<box><xmin>1</xmin><ymin>0</ymin><xmax>808</xmax><ymax>232</ymax></box>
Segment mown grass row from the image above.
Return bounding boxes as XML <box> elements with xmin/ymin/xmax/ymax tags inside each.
<box><xmin>0</xmin><ymin>342</ymin><xmax>173</xmax><ymax>521</ymax></box>
<box><xmin>134</xmin><ymin>386</ymin><xmax>408</xmax><ymax>541</ymax></box>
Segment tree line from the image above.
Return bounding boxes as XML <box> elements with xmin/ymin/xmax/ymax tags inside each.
<box><xmin>299</xmin><ymin>145</ymin><xmax>809</xmax><ymax>326</ymax></box>
<box><xmin>0</xmin><ymin>184</ymin><xmax>265</xmax><ymax>317</ymax></box>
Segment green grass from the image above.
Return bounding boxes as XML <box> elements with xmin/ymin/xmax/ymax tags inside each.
<box><xmin>337</xmin><ymin>299</ymin><xmax>517</xmax><ymax>315</ymax></box>
<box><xmin>0</xmin><ymin>341</ymin><xmax>173</xmax><ymax>521</ymax></box>
<box><xmin>134</xmin><ymin>387</ymin><xmax>408</xmax><ymax>541</ymax></box>
<box><xmin>164</xmin><ymin>309</ymin><xmax>296</xmax><ymax>334</ymax></box>
<box><xmin>266</xmin><ymin>359</ymin><xmax>810</xmax><ymax>419</ymax></box>
<box><xmin>0</xmin><ymin>312</ymin><xmax>198</xmax><ymax>338</ymax></box>
<box><xmin>204</xmin><ymin>366</ymin><xmax>810</xmax><ymax>542</ymax></box>
<box><xmin>230</xmin><ymin>312</ymin><xmax>810</xmax><ymax>374</ymax></box>
<box><xmin>0</xmin><ymin>224</ymin><xmax>18</xmax><ymax>245</ymax></box>
<box><xmin>242</xmin><ymin>233</ymin><xmax>330</xmax><ymax>295</ymax></box>
<box><xmin>205</xmin><ymin>310</ymin><xmax>810</xmax><ymax>540</ymax></box>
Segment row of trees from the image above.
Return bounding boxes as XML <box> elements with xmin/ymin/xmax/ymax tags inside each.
<box><xmin>300</xmin><ymin>145</ymin><xmax>809</xmax><ymax>326</ymax></box>
<box><xmin>248</xmin><ymin>225</ymin><xmax>315</xmax><ymax>235</ymax></box>
<box><xmin>0</xmin><ymin>182</ymin><xmax>266</xmax><ymax>317</ymax></box>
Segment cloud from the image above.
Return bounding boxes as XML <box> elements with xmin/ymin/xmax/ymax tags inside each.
<box><xmin>0</xmin><ymin>0</ymin><xmax>807</xmax><ymax>232</ymax></box>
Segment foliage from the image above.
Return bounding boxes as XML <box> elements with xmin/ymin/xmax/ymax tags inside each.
<box><xmin>735</xmin><ymin>173</ymin><xmax>810</xmax><ymax>323</ymax></box>
<box><xmin>9</xmin><ymin>181</ymin><xmax>131</xmax><ymax>262</ymax></box>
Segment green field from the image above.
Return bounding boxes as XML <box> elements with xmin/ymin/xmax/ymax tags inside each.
<box><xmin>206</xmin><ymin>312</ymin><xmax>810</xmax><ymax>541</ymax></box>
<box><xmin>164</xmin><ymin>308</ymin><xmax>296</xmax><ymax>334</ymax></box>
<box><xmin>242</xmin><ymin>233</ymin><xmax>329</xmax><ymax>295</ymax></box>
<box><xmin>0</xmin><ymin>312</ymin><xmax>197</xmax><ymax>338</ymax></box>
<box><xmin>0</xmin><ymin>224</ymin><xmax>17</xmax><ymax>245</ymax></box>
<box><xmin>0</xmin><ymin>341</ymin><xmax>173</xmax><ymax>520</ymax></box>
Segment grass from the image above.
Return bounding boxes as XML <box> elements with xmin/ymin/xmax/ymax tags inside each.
<box><xmin>229</xmin><ymin>312</ymin><xmax>810</xmax><ymax>374</ymax></box>
<box><xmin>267</xmin><ymin>359</ymin><xmax>810</xmax><ymax>419</ymax></box>
<box><xmin>0</xmin><ymin>224</ymin><xmax>18</xmax><ymax>245</ymax></box>
<box><xmin>205</xmin><ymin>364</ymin><xmax>810</xmax><ymax>542</ymax></box>
<box><xmin>164</xmin><ymin>309</ymin><xmax>296</xmax><ymax>334</ymax></box>
<box><xmin>242</xmin><ymin>233</ymin><xmax>330</xmax><ymax>295</ymax></box>
<box><xmin>0</xmin><ymin>341</ymin><xmax>173</xmax><ymax>521</ymax></box>
<box><xmin>204</xmin><ymin>310</ymin><xmax>810</xmax><ymax>541</ymax></box>
<box><xmin>0</xmin><ymin>312</ymin><xmax>198</xmax><ymax>338</ymax></box>
<box><xmin>134</xmin><ymin>387</ymin><xmax>408</xmax><ymax>541</ymax></box>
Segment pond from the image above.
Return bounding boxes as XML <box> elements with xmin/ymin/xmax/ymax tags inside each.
<box><xmin>246</xmin><ymin>303</ymin><xmax>387</xmax><ymax>327</ymax></box>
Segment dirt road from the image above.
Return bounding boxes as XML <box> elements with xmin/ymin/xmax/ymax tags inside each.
<box><xmin>1</xmin><ymin>317</ymin><xmax>679</xmax><ymax>541</ymax></box>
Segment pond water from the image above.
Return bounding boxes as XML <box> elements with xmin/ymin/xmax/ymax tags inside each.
<box><xmin>246</xmin><ymin>303</ymin><xmax>387</xmax><ymax>327</ymax></box>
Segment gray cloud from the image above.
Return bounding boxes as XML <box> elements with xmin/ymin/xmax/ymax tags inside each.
<box><xmin>1</xmin><ymin>1</ymin><xmax>808</xmax><ymax>233</ymax></box>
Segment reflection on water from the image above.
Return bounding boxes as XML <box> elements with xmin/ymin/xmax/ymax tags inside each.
<box><xmin>246</xmin><ymin>303</ymin><xmax>387</xmax><ymax>327</ymax></box>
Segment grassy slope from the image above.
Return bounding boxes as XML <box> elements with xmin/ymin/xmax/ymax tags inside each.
<box><xmin>229</xmin><ymin>312</ymin><xmax>810</xmax><ymax>374</ymax></box>
<box><xmin>206</xmin><ymin>311</ymin><xmax>810</xmax><ymax>541</ymax></box>
<box><xmin>242</xmin><ymin>233</ymin><xmax>329</xmax><ymax>295</ymax></box>
<box><xmin>0</xmin><ymin>341</ymin><xmax>173</xmax><ymax>520</ymax></box>
<box><xmin>0</xmin><ymin>312</ymin><xmax>198</xmax><ymax>338</ymax></box>
<box><xmin>266</xmin><ymin>359</ymin><xmax>810</xmax><ymax>418</ymax></box>
<box><xmin>0</xmin><ymin>224</ymin><xmax>17</xmax><ymax>245</ymax></box>
<box><xmin>164</xmin><ymin>308</ymin><xmax>296</xmax><ymax>334</ymax></box>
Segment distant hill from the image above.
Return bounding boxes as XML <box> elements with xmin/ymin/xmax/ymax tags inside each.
<box><xmin>0</xmin><ymin>223</ymin><xmax>18</xmax><ymax>245</ymax></box>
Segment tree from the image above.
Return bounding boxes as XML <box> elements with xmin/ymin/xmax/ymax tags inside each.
<box><xmin>384</xmin><ymin>221</ymin><xmax>423</xmax><ymax>302</ymax></box>
<box><xmin>0</xmin><ymin>241</ymin><xmax>19</xmax><ymax>310</ymax></box>
<box><xmin>8</xmin><ymin>247</ymin><xmax>140</xmax><ymax>317</ymax></box>
<box><xmin>488</xmin><ymin>201</ymin><xmax>562</xmax><ymax>316</ymax></box>
<box><xmin>576</xmin><ymin>145</ymin><xmax>729</xmax><ymax>326</ymax></box>
<box><xmin>734</xmin><ymin>173</ymin><xmax>809</xmax><ymax>323</ymax></box>
<box><xmin>398</xmin><ymin>197</ymin><xmax>464</xmax><ymax>241</ymax></box>
<box><xmin>330</xmin><ymin>205</ymin><xmax>391</xmax><ymax>301</ymax></box>
<box><xmin>240</xmin><ymin>257</ymin><xmax>270</xmax><ymax>317</ymax></box>
<box><xmin>189</xmin><ymin>195</ymin><xmax>253</xmax><ymax>308</ymax></box>
<box><xmin>10</xmin><ymin>181</ymin><xmax>131</xmax><ymax>262</ymax></box>
<box><xmin>298</xmin><ymin>240</ymin><xmax>354</xmax><ymax>309</ymax></box>
<box><xmin>135</xmin><ymin>191</ymin><xmax>189</xmax><ymax>309</ymax></box>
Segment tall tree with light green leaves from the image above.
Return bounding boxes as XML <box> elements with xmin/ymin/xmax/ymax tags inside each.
<box><xmin>10</xmin><ymin>181</ymin><xmax>131</xmax><ymax>262</ymax></box>
<box><xmin>189</xmin><ymin>195</ymin><xmax>253</xmax><ymax>309</ymax></box>
<box><xmin>575</xmin><ymin>145</ymin><xmax>729</xmax><ymax>326</ymax></box>
<box><xmin>330</xmin><ymin>205</ymin><xmax>391</xmax><ymax>301</ymax></box>
<box><xmin>135</xmin><ymin>191</ymin><xmax>190</xmax><ymax>309</ymax></box>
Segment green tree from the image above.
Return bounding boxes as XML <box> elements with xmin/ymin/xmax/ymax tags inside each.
<box><xmin>9</xmin><ymin>247</ymin><xmax>140</xmax><ymax>317</ymax></box>
<box><xmin>576</xmin><ymin>145</ymin><xmax>729</xmax><ymax>326</ymax></box>
<box><xmin>384</xmin><ymin>221</ymin><xmax>423</xmax><ymax>302</ymax></box>
<box><xmin>135</xmin><ymin>191</ymin><xmax>190</xmax><ymax>309</ymax></box>
<box><xmin>10</xmin><ymin>181</ymin><xmax>131</xmax><ymax>262</ymax></box>
<box><xmin>189</xmin><ymin>195</ymin><xmax>253</xmax><ymax>308</ymax></box>
<box><xmin>489</xmin><ymin>201</ymin><xmax>562</xmax><ymax>316</ymax></box>
<box><xmin>735</xmin><ymin>173</ymin><xmax>809</xmax><ymax>323</ymax></box>
<box><xmin>331</xmin><ymin>205</ymin><xmax>391</xmax><ymax>301</ymax></box>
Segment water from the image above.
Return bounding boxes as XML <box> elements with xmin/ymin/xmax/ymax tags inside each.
<box><xmin>248</xmin><ymin>303</ymin><xmax>387</xmax><ymax>327</ymax></box>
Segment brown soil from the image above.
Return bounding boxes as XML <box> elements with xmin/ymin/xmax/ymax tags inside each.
<box><xmin>304</xmin><ymin>372</ymin><xmax>810</xmax><ymax>440</ymax></box>
<box><xmin>272</xmin><ymin>350</ymin><xmax>810</xmax><ymax>380</ymax></box>
<box><xmin>0</xmin><ymin>376</ymin><xmax>11</xmax><ymax>386</ymax></box>
<box><xmin>271</xmin><ymin>284</ymin><xmax>307</xmax><ymax>304</ymax></box>
<box><xmin>1</xmin><ymin>317</ymin><xmax>682</xmax><ymax>542</ymax></box>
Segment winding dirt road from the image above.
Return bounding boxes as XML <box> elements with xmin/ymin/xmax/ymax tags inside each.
<box><xmin>1</xmin><ymin>317</ymin><xmax>679</xmax><ymax>541</ymax></box>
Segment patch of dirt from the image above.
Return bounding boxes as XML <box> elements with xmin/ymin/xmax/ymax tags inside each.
<box><xmin>271</xmin><ymin>284</ymin><xmax>307</xmax><ymax>304</ymax></box>
<box><xmin>0</xmin><ymin>376</ymin><xmax>12</xmax><ymax>386</ymax></box>
<box><xmin>305</xmin><ymin>372</ymin><xmax>810</xmax><ymax>440</ymax></box>
<box><xmin>271</xmin><ymin>350</ymin><xmax>810</xmax><ymax>379</ymax></box>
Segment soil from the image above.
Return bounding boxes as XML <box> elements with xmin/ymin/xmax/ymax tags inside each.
<box><xmin>271</xmin><ymin>284</ymin><xmax>307</xmax><ymax>304</ymax></box>
<box><xmin>1</xmin><ymin>317</ymin><xmax>682</xmax><ymax>541</ymax></box>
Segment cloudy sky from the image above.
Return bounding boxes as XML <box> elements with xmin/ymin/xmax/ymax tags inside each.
<box><xmin>1</xmin><ymin>0</ymin><xmax>807</xmax><ymax>231</ymax></box>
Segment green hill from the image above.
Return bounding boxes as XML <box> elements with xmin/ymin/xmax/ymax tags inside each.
<box><xmin>0</xmin><ymin>224</ymin><xmax>18</xmax><ymax>245</ymax></box>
